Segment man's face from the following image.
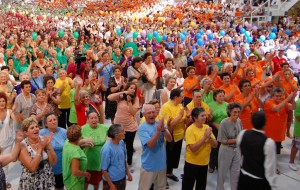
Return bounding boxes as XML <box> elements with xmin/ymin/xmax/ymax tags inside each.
<box><xmin>144</xmin><ymin>105</ymin><xmax>156</xmax><ymax>124</ymax></box>
<box><xmin>250</xmin><ymin>44</ymin><xmax>255</xmax><ymax>51</ymax></box>
<box><xmin>273</xmin><ymin>92</ymin><xmax>283</xmax><ymax>102</ymax></box>
<box><xmin>193</xmin><ymin>92</ymin><xmax>202</xmax><ymax>104</ymax></box>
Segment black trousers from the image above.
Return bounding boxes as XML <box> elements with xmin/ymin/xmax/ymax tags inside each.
<box><xmin>182</xmin><ymin>162</ymin><xmax>208</xmax><ymax>190</ymax></box>
<box><xmin>238</xmin><ymin>172</ymin><xmax>271</xmax><ymax>190</ymax></box>
<box><xmin>123</xmin><ymin>131</ymin><xmax>136</xmax><ymax>165</ymax></box>
<box><xmin>275</xmin><ymin>141</ymin><xmax>282</xmax><ymax>154</ymax></box>
<box><xmin>209</xmin><ymin>123</ymin><xmax>219</xmax><ymax>170</ymax></box>
<box><xmin>58</xmin><ymin>108</ymin><xmax>71</xmax><ymax>129</ymax></box>
<box><xmin>166</xmin><ymin>139</ymin><xmax>183</xmax><ymax>174</ymax></box>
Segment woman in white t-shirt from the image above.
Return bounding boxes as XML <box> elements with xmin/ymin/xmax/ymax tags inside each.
<box><xmin>162</xmin><ymin>58</ymin><xmax>184</xmax><ymax>89</ymax></box>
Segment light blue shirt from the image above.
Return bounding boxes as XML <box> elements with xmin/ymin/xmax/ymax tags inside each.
<box><xmin>40</xmin><ymin>127</ymin><xmax>67</xmax><ymax>175</ymax></box>
<box><xmin>101</xmin><ymin>140</ymin><xmax>126</xmax><ymax>181</ymax></box>
<box><xmin>30</xmin><ymin>75</ymin><xmax>44</xmax><ymax>89</ymax></box>
<box><xmin>138</xmin><ymin>121</ymin><xmax>166</xmax><ymax>172</ymax></box>
<box><xmin>95</xmin><ymin>62</ymin><xmax>114</xmax><ymax>88</ymax></box>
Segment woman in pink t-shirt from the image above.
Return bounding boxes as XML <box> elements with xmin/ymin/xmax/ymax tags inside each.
<box><xmin>107</xmin><ymin>82</ymin><xmax>139</xmax><ymax>172</ymax></box>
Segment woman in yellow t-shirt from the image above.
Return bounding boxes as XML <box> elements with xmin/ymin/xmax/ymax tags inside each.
<box><xmin>182</xmin><ymin>107</ymin><xmax>217</xmax><ymax>190</ymax></box>
<box><xmin>54</xmin><ymin>69</ymin><xmax>73</xmax><ymax>128</ymax></box>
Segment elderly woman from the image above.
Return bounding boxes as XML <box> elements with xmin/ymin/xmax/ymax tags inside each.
<box><xmin>108</xmin><ymin>82</ymin><xmax>139</xmax><ymax>172</ymax></box>
<box><xmin>127</xmin><ymin>57</ymin><xmax>146</xmax><ymax>84</ymax></box>
<box><xmin>62</xmin><ymin>125</ymin><xmax>91</xmax><ymax>190</ymax></box>
<box><xmin>30</xmin><ymin>89</ymin><xmax>54</xmax><ymax>127</ymax></box>
<box><xmin>81</xmin><ymin>111</ymin><xmax>109</xmax><ymax>190</ymax></box>
<box><xmin>105</xmin><ymin>66</ymin><xmax>126</xmax><ymax>123</ymax></box>
<box><xmin>74</xmin><ymin>81</ymin><xmax>100</xmax><ymax>126</ymax></box>
<box><xmin>18</xmin><ymin>117</ymin><xmax>57</xmax><ymax>189</ymax></box>
<box><xmin>161</xmin><ymin>88</ymin><xmax>186</xmax><ymax>182</ymax></box>
<box><xmin>142</xmin><ymin>52</ymin><xmax>158</xmax><ymax>103</ymax></box>
<box><xmin>15</xmin><ymin>72</ymin><xmax>36</xmax><ymax>94</ymax></box>
<box><xmin>182</xmin><ymin>107</ymin><xmax>217</xmax><ymax>190</ymax></box>
<box><xmin>160</xmin><ymin>76</ymin><xmax>176</xmax><ymax>105</ymax></box>
<box><xmin>54</xmin><ymin>69</ymin><xmax>73</xmax><ymax>128</ymax></box>
<box><xmin>44</xmin><ymin>76</ymin><xmax>61</xmax><ymax>117</ymax></box>
<box><xmin>0</xmin><ymin>131</ymin><xmax>23</xmax><ymax>190</ymax></box>
<box><xmin>0</xmin><ymin>71</ymin><xmax>15</xmax><ymax>108</ymax></box>
<box><xmin>0</xmin><ymin>92</ymin><xmax>19</xmax><ymax>188</ymax></box>
<box><xmin>162</xmin><ymin>58</ymin><xmax>184</xmax><ymax>89</ymax></box>
<box><xmin>101</xmin><ymin>124</ymin><xmax>132</xmax><ymax>190</ymax></box>
<box><xmin>217</xmin><ymin>103</ymin><xmax>243</xmax><ymax>190</ymax></box>
<box><xmin>119</xmin><ymin>47</ymin><xmax>133</xmax><ymax>78</ymax></box>
<box><xmin>40</xmin><ymin>113</ymin><xmax>67</xmax><ymax>190</ymax></box>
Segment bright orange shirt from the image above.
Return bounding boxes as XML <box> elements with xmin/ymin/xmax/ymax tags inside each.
<box><xmin>264</xmin><ymin>99</ymin><xmax>289</xmax><ymax>142</ymax></box>
<box><xmin>219</xmin><ymin>84</ymin><xmax>240</xmax><ymax>103</ymax></box>
<box><xmin>235</xmin><ymin>93</ymin><xmax>260</xmax><ymax>130</ymax></box>
<box><xmin>183</xmin><ymin>77</ymin><xmax>200</xmax><ymax>98</ymax></box>
<box><xmin>246</xmin><ymin>62</ymin><xmax>263</xmax><ymax>81</ymax></box>
<box><xmin>281</xmin><ymin>78</ymin><xmax>297</xmax><ymax>96</ymax></box>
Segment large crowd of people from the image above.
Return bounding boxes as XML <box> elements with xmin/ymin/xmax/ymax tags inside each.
<box><xmin>0</xmin><ymin>0</ymin><xmax>300</xmax><ymax>189</ymax></box>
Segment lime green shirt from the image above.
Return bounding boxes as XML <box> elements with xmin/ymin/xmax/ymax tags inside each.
<box><xmin>294</xmin><ymin>99</ymin><xmax>300</xmax><ymax>137</ymax></box>
<box><xmin>69</xmin><ymin>89</ymin><xmax>77</xmax><ymax>124</ymax></box>
<box><xmin>81</xmin><ymin>123</ymin><xmax>109</xmax><ymax>171</ymax></box>
<box><xmin>208</xmin><ymin>101</ymin><xmax>228</xmax><ymax>124</ymax></box>
<box><xmin>63</xmin><ymin>141</ymin><xmax>87</xmax><ymax>190</ymax></box>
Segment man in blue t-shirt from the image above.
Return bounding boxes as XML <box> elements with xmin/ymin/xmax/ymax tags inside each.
<box><xmin>138</xmin><ymin>104</ymin><xmax>172</xmax><ymax>190</ymax></box>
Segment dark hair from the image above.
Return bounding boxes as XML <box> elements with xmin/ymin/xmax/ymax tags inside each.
<box><xmin>1</xmin><ymin>66</ymin><xmax>9</xmax><ymax>71</ymax></box>
<box><xmin>128</xmin><ymin>76</ymin><xmax>138</xmax><ymax>82</ymax></box>
<box><xmin>213</xmin><ymin>89</ymin><xmax>225</xmax><ymax>101</ymax></box>
<box><xmin>7</xmin><ymin>57</ymin><xmax>13</xmax><ymax>63</ymax></box>
<box><xmin>148</xmin><ymin>99</ymin><xmax>160</xmax><ymax>105</ymax></box>
<box><xmin>0</xmin><ymin>92</ymin><xmax>8</xmax><ymax>104</ymax></box>
<box><xmin>238</xmin><ymin>79</ymin><xmax>251</xmax><ymax>92</ymax></box>
<box><xmin>270</xmin><ymin>87</ymin><xmax>283</xmax><ymax>97</ymax></box>
<box><xmin>280</xmin><ymin>62</ymin><xmax>289</xmax><ymax>68</ymax></box>
<box><xmin>20</xmin><ymin>80</ymin><xmax>31</xmax><ymax>89</ymax></box>
<box><xmin>107</xmin><ymin>124</ymin><xmax>122</xmax><ymax>139</ymax></box>
<box><xmin>113</xmin><ymin>65</ymin><xmax>122</xmax><ymax>72</ymax></box>
<box><xmin>220</xmin><ymin>72</ymin><xmax>231</xmax><ymax>80</ymax></box>
<box><xmin>87</xmin><ymin>110</ymin><xmax>99</xmax><ymax>119</ymax></box>
<box><xmin>251</xmin><ymin>111</ymin><xmax>266</xmax><ymax>130</ymax></box>
<box><xmin>67</xmin><ymin>124</ymin><xmax>82</xmax><ymax>142</ymax></box>
<box><xmin>44</xmin><ymin>113</ymin><xmax>57</xmax><ymax>127</ymax></box>
<box><xmin>170</xmin><ymin>88</ymin><xmax>182</xmax><ymax>100</ymax></box>
<box><xmin>191</xmin><ymin>107</ymin><xmax>205</xmax><ymax>122</ymax></box>
<box><xmin>164</xmin><ymin>58</ymin><xmax>174</xmax><ymax>65</ymax></box>
<box><xmin>186</xmin><ymin>66</ymin><xmax>195</xmax><ymax>73</ymax></box>
<box><xmin>43</xmin><ymin>75</ymin><xmax>56</xmax><ymax>87</ymax></box>
<box><xmin>131</xmin><ymin>57</ymin><xmax>143</xmax><ymax>68</ymax></box>
<box><xmin>101</xmin><ymin>51</ymin><xmax>109</xmax><ymax>57</ymax></box>
<box><xmin>226</xmin><ymin>102</ymin><xmax>242</xmax><ymax>117</ymax></box>
<box><xmin>143</xmin><ymin>52</ymin><xmax>152</xmax><ymax>61</ymax></box>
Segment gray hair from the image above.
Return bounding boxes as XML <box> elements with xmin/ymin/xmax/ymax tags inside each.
<box><xmin>107</xmin><ymin>124</ymin><xmax>122</xmax><ymax>139</ymax></box>
<box><xmin>141</xmin><ymin>104</ymin><xmax>155</xmax><ymax>113</ymax></box>
<box><xmin>79</xmin><ymin>89</ymin><xmax>89</xmax><ymax>99</ymax></box>
<box><xmin>19</xmin><ymin>72</ymin><xmax>31</xmax><ymax>80</ymax></box>
<box><xmin>200</xmin><ymin>78</ymin><xmax>212</xmax><ymax>87</ymax></box>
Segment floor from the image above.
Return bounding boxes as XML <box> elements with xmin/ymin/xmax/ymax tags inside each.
<box><xmin>7</xmin><ymin>121</ymin><xmax>300</xmax><ymax>190</ymax></box>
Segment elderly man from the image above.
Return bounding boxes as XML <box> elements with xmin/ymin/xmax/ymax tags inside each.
<box><xmin>174</xmin><ymin>35</ymin><xmax>192</xmax><ymax>78</ymax></box>
<box><xmin>138</xmin><ymin>104</ymin><xmax>172</xmax><ymax>190</ymax></box>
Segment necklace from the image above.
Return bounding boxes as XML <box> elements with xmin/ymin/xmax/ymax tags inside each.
<box><xmin>27</xmin><ymin>138</ymin><xmax>40</xmax><ymax>150</ymax></box>
<box><xmin>22</xmin><ymin>93</ymin><xmax>32</xmax><ymax>107</ymax></box>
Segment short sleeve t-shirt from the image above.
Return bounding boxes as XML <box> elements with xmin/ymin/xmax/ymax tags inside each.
<box><xmin>101</xmin><ymin>140</ymin><xmax>127</xmax><ymax>181</ymax></box>
<box><xmin>54</xmin><ymin>77</ymin><xmax>72</xmax><ymax>109</ymax></box>
<box><xmin>185</xmin><ymin>124</ymin><xmax>216</xmax><ymax>165</ymax></box>
<box><xmin>40</xmin><ymin>127</ymin><xmax>67</xmax><ymax>175</ymax></box>
<box><xmin>62</xmin><ymin>141</ymin><xmax>88</xmax><ymax>190</ymax></box>
<box><xmin>81</xmin><ymin>123</ymin><xmax>109</xmax><ymax>171</ymax></box>
<box><xmin>208</xmin><ymin>101</ymin><xmax>228</xmax><ymax>124</ymax></box>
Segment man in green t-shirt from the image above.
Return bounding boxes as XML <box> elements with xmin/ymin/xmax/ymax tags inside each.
<box><xmin>289</xmin><ymin>98</ymin><xmax>300</xmax><ymax>171</ymax></box>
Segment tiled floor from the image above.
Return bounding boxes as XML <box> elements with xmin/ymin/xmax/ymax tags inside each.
<box><xmin>7</xmin><ymin>122</ymin><xmax>300</xmax><ymax>190</ymax></box>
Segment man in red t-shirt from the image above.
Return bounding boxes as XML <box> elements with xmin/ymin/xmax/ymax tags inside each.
<box><xmin>272</xmin><ymin>48</ymin><xmax>287</xmax><ymax>75</ymax></box>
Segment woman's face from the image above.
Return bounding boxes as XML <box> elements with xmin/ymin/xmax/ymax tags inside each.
<box><xmin>125</xmin><ymin>49</ymin><xmax>132</xmax><ymax>56</ymax></box>
<box><xmin>46</xmin><ymin>79</ymin><xmax>54</xmax><ymax>89</ymax></box>
<box><xmin>229</xmin><ymin>107</ymin><xmax>241</xmax><ymax>120</ymax></box>
<box><xmin>241</xmin><ymin>82</ymin><xmax>251</xmax><ymax>94</ymax></box>
<box><xmin>21</xmin><ymin>74</ymin><xmax>30</xmax><ymax>81</ymax></box>
<box><xmin>127</xmin><ymin>84</ymin><xmax>136</xmax><ymax>95</ymax></box>
<box><xmin>81</xmin><ymin>93</ymin><xmax>90</xmax><ymax>105</ymax></box>
<box><xmin>134</xmin><ymin>61</ymin><xmax>142</xmax><ymax>69</ymax></box>
<box><xmin>25</xmin><ymin>123</ymin><xmax>40</xmax><ymax>139</ymax></box>
<box><xmin>46</xmin><ymin>115</ymin><xmax>58</xmax><ymax>131</ymax></box>
<box><xmin>222</xmin><ymin>75</ymin><xmax>231</xmax><ymax>85</ymax></box>
<box><xmin>166</xmin><ymin>61</ymin><xmax>174</xmax><ymax>69</ymax></box>
<box><xmin>194</xmin><ymin>111</ymin><xmax>207</xmax><ymax>124</ymax></box>
<box><xmin>187</xmin><ymin>69</ymin><xmax>195</xmax><ymax>77</ymax></box>
<box><xmin>116</xmin><ymin>127</ymin><xmax>126</xmax><ymax>140</ymax></box>
<box><xmin>114</xmin><ymin>69</ymin><xmax>121</xmax><ymax>77</ymax></box>
<box><xmin>0</xmin><ymin>98</ymin><xmax>7</xmax><ymax>109</ymax></box>
<box><xmin>167</xmin><ymin>78</ymin><xmax>176</xmax><ymax>89</ymax></box>
<box><xmin>0</xmin><ymin>73</ymin><xmax>8</xmax><ymax>83</ymax></box>
<box><xmin>247</xmin><ymin>71</ymin><xmax>255</xmax><ymax>79</ymax></box>
<box><xmin>215</xmin><ymin>92</ymin><xmax>225</xmax><ymax>103</ymax></box>
<box><xmin>225</xmin><ymin>65</ymin><xmax>233</xmax><ymax>73</ymax></box>
<box><xmin>36</xmin><ymin>92</ymin><xmax>47</xmax><ymax>103</ymax></box>
<box><xmin>59</xmin><ymin>71</ymin><xmax>67</xmax><ymax>79</ymax></box>
<box><xmin>87</xmin><ymin>112</ymin><xmax>99</xmax><ymax>127</ymax></box>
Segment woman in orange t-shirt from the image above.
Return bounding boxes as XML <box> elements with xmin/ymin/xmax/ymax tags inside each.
<box><xmin>264</xmin><ymin>88</ymin><xmax>296</xmax><ymax>154</ymax></box>
<box><xmin>235</xmin><ymin>79</ymin><xmax>262</xmax><ymax>130</ymax></box>
<box><xmin>183</xmin><ymin>66</ymin><xmax>200</xmax><ymax>106</ymax></box>
<box><xmin>219</xmin><ymin>72</ymin><xmax>240</xmax><ymax>103</ymax></box>
<box><xmin>245</xmin><ymin>67</ymin><xmax>261</xmax><ymax>89</ymax></box>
